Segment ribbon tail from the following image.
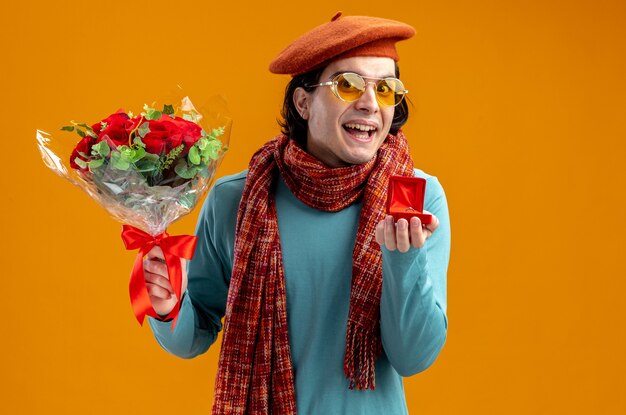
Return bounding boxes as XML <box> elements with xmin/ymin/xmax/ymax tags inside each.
<box><xmin>168</xmin><ymin>302</ymin><xmax>181</xmax><ymax>332</ymax></box>
<box><xmin>159</xmin><ymin>235</ymin><xmax>197</xmax><ymax>330</ymax></box>
<box><xmin>128</xmin><ymin>248</ymin><xmax>156</xmax><ymax>326</ymax></box>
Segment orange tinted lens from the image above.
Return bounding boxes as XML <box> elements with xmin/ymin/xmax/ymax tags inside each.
<box><xmin>335</xmin><ymin>73</ymin><xmax>365</xmax><ymax>101</ymax></box>
<box><xmin>376</xmin><ymin>78</ymin><xmax>405</xmax><ymax>106</ymax></box>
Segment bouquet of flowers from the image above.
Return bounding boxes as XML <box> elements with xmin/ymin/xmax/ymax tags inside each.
<box><xmin>37</xmin><ymin>96</ymin><xmax>230</xmax><ymax>328</ymax></box>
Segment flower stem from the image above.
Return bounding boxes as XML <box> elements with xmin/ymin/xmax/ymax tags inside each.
<box><xmin>128</xmin><ymin>115</ymin><xmax>145</xmax><ymax>148</ymax></box>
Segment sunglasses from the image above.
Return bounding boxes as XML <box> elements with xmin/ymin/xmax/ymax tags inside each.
<box><xmin>306</xmin><ymin>72</ymin><xmax>408</xmax><ymax>107</ymax></box>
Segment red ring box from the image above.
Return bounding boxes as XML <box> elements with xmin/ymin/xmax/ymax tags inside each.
<box><xmin>386</xmin><ymin>176</ymin><xmax>432</xmax><ymax>224</ymax></box>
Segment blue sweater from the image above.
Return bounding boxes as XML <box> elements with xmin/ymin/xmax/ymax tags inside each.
<box><xmin>149</xmin><ymin>168</ymin><xmax>450</xmax><ymax>414</ymax></box>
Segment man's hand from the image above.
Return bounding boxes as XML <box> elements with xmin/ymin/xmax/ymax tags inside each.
<box><xmin>375</xmin><ymin>210</ymin><xmax>439</xmax><ymax>253</ymax></box>
<box><xmin>143</xmin><ymin>245</ymin><xmax>188</xmax><ymax>317</ymax></box>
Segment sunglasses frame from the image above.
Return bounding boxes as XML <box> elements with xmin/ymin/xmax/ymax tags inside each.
<box><xmin>306</xmin><ymin>72</ymin><xmax>408</xmax><ymax>107</ymax></box>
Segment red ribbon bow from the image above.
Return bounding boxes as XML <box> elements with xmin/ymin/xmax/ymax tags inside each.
<box><xmin>120</xmin><ymin>224</ymin><xmax>198</xmax><ymax>330</ymax></box>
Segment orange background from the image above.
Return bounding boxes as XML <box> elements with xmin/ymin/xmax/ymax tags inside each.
<box><xmin>2</xmin><ymin>0</ymin><xmax>625</xmax><ymax>413</ymax></box>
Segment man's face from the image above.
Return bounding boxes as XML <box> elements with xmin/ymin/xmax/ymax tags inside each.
<box><xmin>297</xmin><ymin>56</ymin><xmax>397</xmax><ymax>167</ymax></box>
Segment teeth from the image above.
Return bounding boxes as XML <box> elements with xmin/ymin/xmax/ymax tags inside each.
<box><xmin>344</xmin><ymin>123</ymin><xmax>376</xmax><ymax>132</ymax></box>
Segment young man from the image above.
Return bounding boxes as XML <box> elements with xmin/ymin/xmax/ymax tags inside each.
<box><xmin>145</xmin><ymin>13</ymin><xmax>450</xmax><ymax>415</ymax></box>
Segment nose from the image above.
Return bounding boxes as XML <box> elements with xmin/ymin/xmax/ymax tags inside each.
<box><xmin>354</xmin><ymin>82</ymin><xmax>379</xmax><ymax>113</ymax></box>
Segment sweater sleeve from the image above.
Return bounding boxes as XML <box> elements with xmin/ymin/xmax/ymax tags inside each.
<box><xmin>148</xmin><ymin>182</ymin><xmax>233</xmax><ymax>359</ymax></box>
<box><xmin>379</xmin><ymin>175</ymin><xmax>450</xmax><ymax>376</ymax></box>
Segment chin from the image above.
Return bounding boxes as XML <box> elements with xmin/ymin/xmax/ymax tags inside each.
<box><xmin>342</xmin><ymin>140</ymin><xmax>385</xmax><ymax>165</ymax></box>
<box><xmin>341</xmin><ymin>150</ymin><xmax>377</xmax><ymax>166</ymax></box>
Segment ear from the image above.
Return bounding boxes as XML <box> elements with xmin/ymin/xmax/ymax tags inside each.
<box><xmin>293</xmin><ymin>87</ymin><xmax>310</xmax><ymax>120</ymax></box>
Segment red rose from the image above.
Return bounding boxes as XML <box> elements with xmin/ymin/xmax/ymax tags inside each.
<box><xmin>69</xmin><ymin>135</ymin><xmax>97</xmax><ymax>170</ymax></box>
<box><xmin>141</xmin><ymin>115</ymin><xmax>202</xmax><ymax>156</ymax></box>
<box><xmin>93</xmin><ymin>111</ymin><xmax>130</xmax><ymax>147</ymax></box>
<box><xmin>141</xmin><ymin>118</ymin><xmax>172</xmax><ymax>154</ymax></box>
<box><xmin>124</xmin><ymin>115</ymin><xmax>144</xmax><ymax>134</ymax></box>
<box><xmin>166</xmin><ymin>116</ymin><xmax>203</xmax><ymax>149</ymax></box>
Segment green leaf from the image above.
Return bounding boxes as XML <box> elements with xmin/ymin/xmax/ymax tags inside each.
<box><xmin>92</xmin><ymin>141</ymin><xmax>110</xmax><ymax>157</ymax></box>
<box><xmin>188</xmin><ymin>146</ymin><xmax>201</xmax><ymax>165</ymax></box>
<box><xmin>123</xmin><ymin>151</ymin><xmax>134</xmax><ymax>161</ymax></box>
<box><xmin>100</xmin><ymin>121</ymin><xmax>108</xmax><ymax>131</ymax></box>
<box><xmin>117</xmin><ymin>145</ymin><xmax>145</xmax><ymax>163</ymax></box>
<box><xmin>110</xmin><ymin>151</ymin><xmax>120</xmax><ymax>165</ymax></box>
<box><xmin>144</xmin><ymin>104</ymin><xmax>162</xmax><ymax>120</ymax></box>
<box><xmin>199</xmin><ymin>165</ymin><xmax>211</xmax><ymax>178</ymax></box>
<box><xmin>133</xmin><ymin>136</ymin><xmax>147</xmax><ymax>148</ymax></box>
<box><xmin>88</xmin><ymin>158</ymin><xmax>105</xmax><ymax>170</ymax></box>
<box><xmin>134</xmin><ymin>158</ymin><xmax>158</xmax><ymax>172</ymax></box>
<box><xmin>74</xmin><ymin>157</ymin><xmax>87</xmax><ymax>169</ymax></box>
<box><xmin>120</xmin><ymin>146</ymin><xmax>137</xmax><ymax>162</ymax></box>
<box><xmin>77</xmin><ymin>123</ymin><xmax>94</xmax><ymax>132</ymax></box>
<box><xmin>111</xmin><ymin>151</ymin><xmax>130</xmax><ymax>170</ymax></box>
<box><xmin>138</xmin><ymin>122</ymin><xmax>150</xmax><ymax>138</ymax></box>
<box><xmin>146</xmin><ymin>109</ymin><xmax>161</xmax><ymax>120</ymax></box>
<box><xmin>197</xmin><ymin>137</ymin><xmax>208</xmax><ymax>150</ymax></box>
<box><xmin>163</xmin><ymin>104</ymin><xmax>175</xmax><ymax>115</ymax></box>
<box><xmin>76</xmin><ymin>128</ymin><xmax>86</xmax><ymax>138</ymax></box>
<box><xmin>211</xmin><ymin>127</ymin><xmax>225</xmax><ymax>138</ymax></box>
<box><xmin>201</xmin><ymin>140</ymin><xmax>222</xmax><ymax>160</ymax></box>
<box><xmin>132</xmin><ymin>147</ymin><xmax>146</xmax><ymax>162</ymax></box>
<box><xmin>118</xmin><ymin>145</ymin><xmax>130</xmax><ymax>158</ymax></box>
<box><xmin>174</xmin><ymin>159</ymin><xmax>198</xmax><ymax>179</ymax></box>
<box><xmin>61</xmin><ymin>126</ymin><xmax>75</xmax><ymax>132</ymax></box>
<box><xmin>177</xmin><ymin>193</ymin><xmax>196</xmax><ymax>209</ymax></box>
<box><xmin>143</xmin><ymin>152</ymin><xmax>159</xmax><ymax>162</ymax></box>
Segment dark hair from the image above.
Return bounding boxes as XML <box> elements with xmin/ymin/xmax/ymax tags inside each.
<box><xmin>278</xmin><ymin>64</ymin><xmax>410</xmax><ymax>148</ymax></box>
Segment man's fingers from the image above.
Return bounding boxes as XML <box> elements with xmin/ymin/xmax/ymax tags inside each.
<box><xmin>423</xmin><ymin>210</ymin><xmax>439</xmax><ymax>233</ymax></box>
<box><xmin>410</xmin><ymin>217</ymin><xmax>427</xmax><ymax>248</ymax></box>
<box><xmin>377</xmin><ymin>213</ymin><xmax>437</xmax><ymax>252</ymax></box>
<box><xmin>144</xmin><ymin>272</ymin><xmax>174</xmax><ymax>293</ymax></box>
<box><xmin>144</xmin><ymin>257</ymin><xmax>168</xmax><ymax>277</ymax></box>
<box><xmin>383</xmin><ymin>215</ymin><xmax>397</xmax><ymax>251</ymax></box>
<box><xmin>146</xmin><ymin>281</ymin><xmax>173</xmax><ymax>300</ymax></box>
<box><xmin>375</xmin><ymin>220</ymin><xmax>385</xmax><ymax>245</ymax></box>
<box><xmin>395</xmin><ymin>219</ymin><xmax>410</xmax><ymax>253</ymax></box>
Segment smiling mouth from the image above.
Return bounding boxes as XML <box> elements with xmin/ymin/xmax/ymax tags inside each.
<box><xmin>342</xmin><ymin>123</ymin><xmax>377</xmax><ymax>140</ymax></box>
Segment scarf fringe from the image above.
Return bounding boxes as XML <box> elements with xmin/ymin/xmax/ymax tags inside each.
<box><xmin>343</xmin><ymin>322</ymin><xmax>381</xmax><ymax>390</ymax></box>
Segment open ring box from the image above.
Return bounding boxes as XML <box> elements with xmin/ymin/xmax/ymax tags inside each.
<box><xmin>386</xmin><ymin>176</ymin><xmax>432</xmax><ymax>224</ymax></box>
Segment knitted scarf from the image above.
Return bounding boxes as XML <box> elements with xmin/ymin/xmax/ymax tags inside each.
<box><xmin>212</xmin><ymin>131</ymin><xmax>413</xmax><ymax>414</ymax></box>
